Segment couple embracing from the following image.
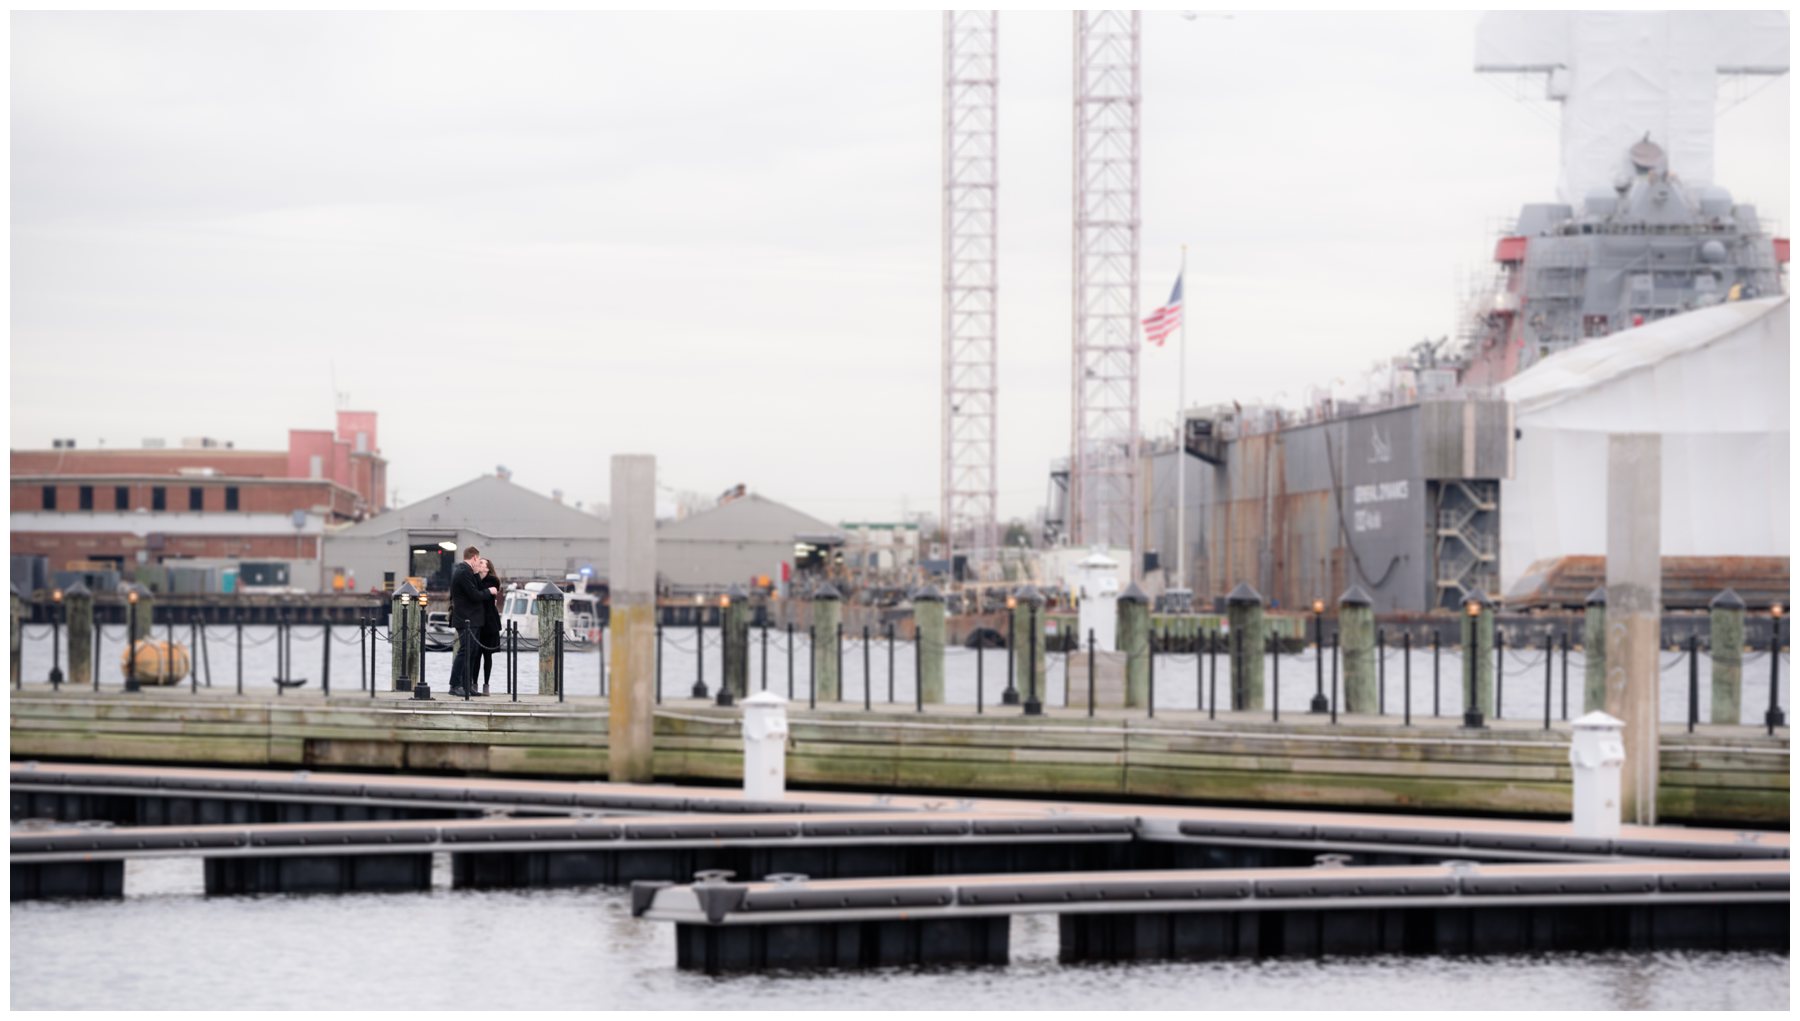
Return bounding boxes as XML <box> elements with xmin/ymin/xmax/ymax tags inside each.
<box><xmin>449</xmin><ymin>546</ymin><xmax>503</xmax><ymax>697</ymax></box>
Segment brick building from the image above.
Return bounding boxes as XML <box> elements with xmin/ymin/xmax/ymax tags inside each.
<box><xmin>11</xmin><ymin>411</ymin><xmax>388</xmax><ymax>592</ymax></box>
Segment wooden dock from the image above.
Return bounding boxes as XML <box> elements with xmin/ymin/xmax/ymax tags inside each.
<box><xmin>10</xmin><ymin>690</ymin><xmax>1788</xmax><ymax>825</ymax></box>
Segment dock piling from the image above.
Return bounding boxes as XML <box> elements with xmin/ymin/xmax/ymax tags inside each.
<box><xmin>1118</xmin><ymin>583</ymin><xmax>1148</xmax><ymax>709</ymax></box>
<box><xmin>812</xmin><ymin>585</ymin><xmax>841</xmax><ymax>702</ymax></box>
<box><xmin>536</xmin><ymin>584</ymin><xmax>564</xmax><ymax>698</ymax></box>
<box><xmin>916</xmin><ymin>585</ymin><xmax>945</xmax><ymax>705</ymax></box>
<box><xmin>1709</xmin><ymin>589</ymin><xmax>1745</xmax><ymax>725</ymax></box>
<box><xmin>65</xmin><ymin>582</ymin><xmax>93</xmax><ymax>690</ymax></box>
<box><xmin>1339</xmin><ymin>586</ymin><xmax>1374</xmax><ymax>714</ymax></box>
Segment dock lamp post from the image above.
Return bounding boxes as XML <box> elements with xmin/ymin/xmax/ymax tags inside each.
<box><xmin>1309</xmin><ymin>598</ymin><xmax>1328</xmax><ymax>714</ymax></box>
<box><xmin>1001</xmin><ymin>593</ymin><xmax>1020</xmax><ymax>705</ymax></box>
<box><xmin>715</xmin><ymin>592</ymin><xmax>735</xmax><ymax>708</ymax></box>
<box><xmin>48</xmin><ymin>588</ymin><xmax>65</xmax><ymax>687</ymax></box>
<box><xmin>692</xmin><ymin>593</ymin><xmax>709</xmax><ymax>700</ymax></box>
<box><xmin>413</xmin><ymin>593</ymin><xmax>433</xmax><ymax>700</ymax></box>
<box><xmin>1023</xmin><ymin>596</ymin><xmax>1043</xmax><ymax>717</ymax></box>
<box><xmin>124</xmin><ymin>588</ymin><xmax>141</xmax><ymax>693</ymax></box>
<box><xmin>394</xmin><ymin>589</ymin><xmax>415</xmax><ymax>693</ymax></box>
<box><xmin>1767</xmin><ymin>603</ymin><xmax>1786</xmax><ymax>733</ymax></box>
<box><xmin>1462</xmin><ymin>598</ymin><xmax>1485</xmax><ymax>729</ymax></box>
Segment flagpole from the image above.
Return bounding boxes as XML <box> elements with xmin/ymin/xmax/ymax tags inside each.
<box><xmin>1176</xmin><ymin>244</ymin><xmax>1188</xmax><ymax>596</ymax></box>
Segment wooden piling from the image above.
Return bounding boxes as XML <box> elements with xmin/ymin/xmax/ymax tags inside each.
<box><xmin>1226</xmin><ymin>583</ymin><xmax>1265</xmax><ymax>711</ymax></box>
<box><xmin>536</xmin><ymin>584</ymin><xmax>565</xmax><ymax>697</ymax></box>
<box><xmin>812</xmin><ymin>584</ymin><xmax>842</xmax><ymax>701</ymax></box>
<box><xmin>1461</xmin><ymin>595</ymin><xmax>1496</xmax><ymax>718</ymax></box>
<box><xmin>64</xmin><ymin>582</ymin><xmax>94</xmax><ymax>689</ymax></box>
<box><xmin>609</xmin><ymin>454</ymin><xmax>657</xmax><ymax>782</ymax></box>
<box><xmin>1710</xmin><ymin>589</ymin><xmax>1746</xmax><ymax>725</ymax></box>
<box><xmin>1118</xmin><ymin>584</ymin><xmax>1149</xmax><ymax>708</ymax></box>
<box><xmin>1339</xmin><ymin>585</ymin><xmax>1375</xmax><ymax>714</ymax></box>
<box><xmin>1605</xmin><ymin>433</ymin><xmax>1662</xmax><ymax>825</ymax></box>
<box><xmin>1583</xmin><ymin>588</ymin><xmax>1607</xmax><ymax>714</ymax></box>
<box><xmin>9</xmin><ymin>584</ymin><xmax>21</xmax><ymax>688</ymax></box>
<box><xmin>723</xmin><ymin>584</ymin><xmax>750</xmax><ymax>699</ymax></box>
<box><xmin>914</xmin><ymin>586</ymin><xmax>946</xmax><ymax>704</ymax></box>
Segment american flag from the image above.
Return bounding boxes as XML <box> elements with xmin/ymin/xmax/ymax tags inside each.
<box><xmin>1142</xmin><ymin>273</ymin><xmax>1183</xmax><ymax>347</ymax></box>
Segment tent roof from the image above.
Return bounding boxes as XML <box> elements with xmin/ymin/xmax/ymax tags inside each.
<box><xmin>1503</xmin><ymin>296</ymin><xmax>1787</xmax><ymax>414</ymax></box>
<box><xmin>333</xmin><ymin>475</ymin><xmax>607</xmax><ymax>539</ymax></box>
<box><xmin>659</xmin><ymin>493</ymin><xmax>838</xmax><ymax>544</ymax></box>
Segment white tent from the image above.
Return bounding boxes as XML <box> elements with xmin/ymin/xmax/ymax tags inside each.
<box><xmin>1500</xmin><ymin>296</ymin><xmax>1789</xmax><ymax>594</ymax></box>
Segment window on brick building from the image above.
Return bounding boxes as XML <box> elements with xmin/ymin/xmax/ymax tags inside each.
<box><xmin>78</xmin><ymin>486</ymin><xmax>93</xmax><ymax>510</ymax></box>
<box><xmin>151</xmin><ymin>487</ymin><xmax>165</xmax><ymax>511</ymax></box>
<box><xmin>225</xmin><ymin>486</ymin><xmax>239</xmax><ymax>511</ymax></box>
<box><xmin>42</xmin><ymin>486</ymin><xmax>56</xmax><ymax>510</ymax></box>
<box><xmin>115</xmin><ymin>486</ymin><xmax>130</xmax><ymax>510</ymax></box>
<box><xmin>189</xmin><ymin>487</ymin><xmax>204</xmax><ymax>511</ymax></box>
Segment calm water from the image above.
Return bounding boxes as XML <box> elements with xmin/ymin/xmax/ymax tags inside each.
<box><xmin>16</xmin><ymin>625</ymin><xmax>1789</xmax><ymax>724</ymax></box>
<box><xmin>8</xmin><ymin>858</ymin><xmax>1789</xmax><ymax>1010</ymax></box>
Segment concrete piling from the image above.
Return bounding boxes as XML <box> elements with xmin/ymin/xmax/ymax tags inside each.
<box><xmin>1117</xmin><ymin>583</ymin><xmax>1149</xmax><ymax>709</ymax></box>
<box><xmin>1013</xmin><ymin>586</ymin><xmax>1047</xmax><ymax>707</ymax></box>
<box><xmin>1709</xmin><ymin>588</ymin><xmax>1746</xmax><ymax>725</ymax></box>
<box><xmin>1582</xmin><ymin>588</ymin><xmax>1607</xmax><ymax>713</ymax></box>
<box><xmin>723</xmin><ymin>584</ymin><xmax>750</xmax><ymax>699</ymax></box>
<box><xmin>536</xmin><ymin>584</ymin><xmax>565</xmax><ymax>697</ymax></box>
<box><xmin>1460</xmin><ymin>592</ymin><xmax>1496</xmax><ymax>718</ymax></box>
<box><xmin>390</xmin><ymin>582</ymin><xmax>419</xmax><ymax>691</ymax></box>
<box><xmin>609</xmin><ymin>453</ymin><xmax>657</xmax><ymax>783</ymax></box>
<box><xmin>812</xmin><ymin>584</ymin><xmax>842</xmax><ymax>701</ymax></box>
<box><xmin>1339</xmin><ymin>585</ymin><xmax>1375</xmax><ymax>714</ymax></box>
<box><xmin>1604</xmin><ymin>433</ymin><xmax>1662</xmax><ymax>825</ymax></box>
<box><xmin>64</xmin><ymin>582</ymin><xmax>94</xmax><ymax>689</ymax></box>
<box><xmin>1226</xmin><ymin>582</ymin><xmax>1265</xmax><ymax>711</ymax></box>
<box><xmin>914</xmin><ymin>585</ymin><xmax>946</xmax><ymax>704</ymax></box>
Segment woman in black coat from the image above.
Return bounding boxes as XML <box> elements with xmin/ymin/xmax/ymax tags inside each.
<box><xmin>479</xmin><ymin>560</ymin><xmax>503</xmax><ymax>694</ymax></box>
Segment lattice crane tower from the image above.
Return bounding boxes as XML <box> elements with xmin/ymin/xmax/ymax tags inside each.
<box><xmin>941</xmin><ymin>11</ymin><xmax>1000</xmax><ymax>572</ymax></box>
<box><xmin>1070</xmin><ymin>10</ymin><xmax>1142</xmax><ymax>570</ymax></box>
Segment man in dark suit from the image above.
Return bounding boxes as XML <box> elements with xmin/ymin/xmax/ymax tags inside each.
<box><xmin>449</xmin><ymin>546</ymin><xmax>498</xmax><ymax>697</ymax></box>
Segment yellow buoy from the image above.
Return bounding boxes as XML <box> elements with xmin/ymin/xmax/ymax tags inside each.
<box><xmin>120</xmin><ymin>640</ymin><xmax>191</xmax><ymax>686</ymax></box>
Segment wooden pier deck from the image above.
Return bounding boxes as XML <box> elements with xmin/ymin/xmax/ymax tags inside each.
<box><xmin>11</xmin><ymin>690</ymin><xmax>1787</xmax><ymax>825</ymax></box>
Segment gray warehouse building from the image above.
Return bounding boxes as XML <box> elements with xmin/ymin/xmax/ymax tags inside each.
<box><xmin>322</xmin><ymin>475</ymin><xmax>608</xmax><ymax>592</ymax></box>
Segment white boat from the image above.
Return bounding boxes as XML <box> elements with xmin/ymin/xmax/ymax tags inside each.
<box><xmin>499</xmin><ymin>582</ymin><xmax>603</xmax><ymax>650</ymax></box>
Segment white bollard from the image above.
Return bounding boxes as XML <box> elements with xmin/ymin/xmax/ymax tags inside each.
<box><xmin>741</xmin><ymin>690</ymin><xmax>789</xmax><ymax>801</ymax></box>
<box><xmin>1569</xmin><ymin>710</ymin><xmax>1626</xmax><ymax>838</ymax></box>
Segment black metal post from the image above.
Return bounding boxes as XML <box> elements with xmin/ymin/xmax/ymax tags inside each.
<box><xmin>360</xmin><ymin>616</ymin><xmax>367</xmax><ymax>692</ymax></box>
<box><xmin>1310</xmin><ymin>610</ymin><xmax>1327</xmax><ymax>713</ymax></box>
<box><xmin>1494</xmin><ymin>626</ymin><xmax>1506</xmax><ymax>719</ymax></box>
<box><xmin>1766</xmin><ymin>615</ymin><xmax>1785</xmax><ymax>734</ymax></box>
<box><xmin>1023</xmin><ymin>602</ymin><xmax>1042</xmax><ymax>716</ymax></box>
<box><xmin>976</xmin><ymin>639</ymin><xmax>985</xmax><ymax>715</ymax></box>
<box><xmin>236</xmin><ymin>621</ymin><xmax>244</xmax><ymax>697</ymax></box>
<box><xmin>1432</xmin><ymin>629</ymin><xmax>1441</xmax><ymax>717</ymax></box>
<box><xmin>556</xmin><ymin>630</ymin><xmax>564</xmax><ymax>703</ymax></box>
<box><xmin>655</xmin><ymin>622</ymin><xmax>663</xmax><ymax>705</ymax></box>
<box><xmin>1087</xmin><ymin>629</ymin><xmax>1096</xmax><ymax>718</ymax></box>
<box><xmin>863</xmin><ymin>624</ymin><xmax>872</xmax><ymax>711</ymax></box>
<box><xmin>786</xmin><ymin>621</ymin><xmax>794</xmax><ymax>700</ymax></box>
<box><xmin>92</xmin><ymin>617</ymin><xmax>102</xmax><ymax>692</ymax></box>
<box><xmin>49</xmin><ymin>598</ymin><xmax>63</xmax><ymax>687</ymax></box>
<box><xmin>322</xmin><ymin>622</ymin><xmax>331</xmax><ymax>697</ymax></box>
<box><xmin>760</xmin><ymin>620</ymin><xmax>768</xmax><ymax>692</ymax></box>
<box><xmin>412</xmin><ymin>610</ymin><xmax>431</xmax><ymax>701</ymax></box>
<box><xmin>692</xmin><ymin>615</ymin><xmax>707</xmax><ymax>699</ymax></box>
<box><xmin>1270</xmin><ymin>633</ymin><xmax>1279</xmax><ymax>723</ymax></box>
<box><xmin>1403</xmin><ymin>631</ymin><xmax>1412</xmax><ymax>727</ymax></box>
<box><xmin>835</xmin><ymin>622</ymin><xmax>843</xmax><ymax>703</ymax></box>
<box><xmin>1376</xmin><ymin>628</ymin><xmax>1385</xmax><ymax>715</ymax></box>
<box><xmin>1208</xmin><ymin>631</ymin><xmax>1217</xmax><ymax>721</ymax></box>
<box><xmin>1329</xmin><ymin>628</ymin><xmax>1338</xmax><ymax>725</ymax></box>
<box><xmin>1002</xmin><ymin>609</ymin><xmax>1019</xmax><ymax>705</ymax></box>
<box><xmin>1463</xmin><ymin>613</ymin><xmax>1484</xmax><ymax>729</ymax></box>
<box><xmin>597</xmin><ymin>623</ymin><xmax>606</xmax><ymax>698</ymax></box>
<box><xmin>1545</xmin><ymin>633</ymin><xmax>1555</xmax><ymax>731</ymax></box>
<box><xmin>167</xmin><ymin>617</ymin><xmax>177</xmax><ymax>691</ymax></box>
<box><xmin>886</xmin><ymin>621</ymin><xmax>895</xmax><ymax>703</ymax></box>
<box><xmin>1196</xmin><ymin>631</ymin><xmax>1204</xmax><ymax>715</ymax></box>
<box><xmin>808</xmin><ymin>622</ymin><xmax>816</xmax><ymax>710</ymax></box>
<box><xmin>124</xmin><ymin>599</ymin><xmax>139</xmax><ymax>693</ymax></box>
<box><xmin>1560</xmin><ymin>630</ymin><xmax>1570</xmax><ymax>721</ymax></box>
<box><xmin>1145</xmin><ymin>629</ymin><xmax>1154</xmax><ymax>719</ymax></box>
<box><xmin>914</xmin><ymin>627</ymin><xmax>923</xmax><ymax>714</ymax></box>
<box><xmin>1686</xmin><ymin>634</ymin><xmax>1699</xmax><ymax>733</ymax></box>
<box><xmin>511</xmin><ymin>622</ymin><xmax>519</xmax><ymax>703</ymax></box>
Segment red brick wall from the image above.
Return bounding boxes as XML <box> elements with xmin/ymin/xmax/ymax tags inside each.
<box><xmin>12</xmin><ymin>532</ymin><xmax>321</xmax><ymax>571</ymax></box>
<box><xmin>11</xmin><ymin>449</ymin><xmax>288</xmax><ymax>478</ymax></box>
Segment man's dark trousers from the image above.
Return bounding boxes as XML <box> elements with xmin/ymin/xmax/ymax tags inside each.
<box><xmin>451</xmin><ymin>618</ymin><xmax>481</xmax><ymax>695</ymax></box>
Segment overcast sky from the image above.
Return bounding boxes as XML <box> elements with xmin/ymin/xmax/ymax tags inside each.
<box><xmin>11</xmin><ymin>11</ymin><xmax>1789</xmax><ymax>523</ymax></box>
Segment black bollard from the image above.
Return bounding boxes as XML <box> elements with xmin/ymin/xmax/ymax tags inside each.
<box><xmin>863</xmin><ymin>624</ymin><xmax>872</xmax><ymax>712</ymax></box>
<box><xmin>1403</xmin><ymin>631</ymin><xmax>1412</xmax><ymax>727</ymax></box>
<box><xmin>360</xmin><ymin>616</ymin><xmax>368</xmax><ymax>692</ymax></box>
<box><xmin>124</xmin><ymin>596</ymin><xmax>140</xmax><ymax>693</ymax></box>
<box><xmin>1545</xmin><ymin>633</ymin><xmax>1555</xmax><ymax>731</ymax></box>
<box><xmin>914</xmin><ymin>625</ymin><xmax>923</xmax><ymax>715</ymax></box>
<box><xmin>167</xmin><ymin>617</ymin><xmax>177</xmax><ymax>691</ymax></box>
<box><xmin>1087</xmin><ymin>628</ymin><xmax>1096</xmax><ymax>718</ymax></box>
<box><xmin>760</xmin><ymin>620</ymin><xmax>768</xmax><ymax>692</ymax></box>
<box><xmin>1766</xmin><ymin>612</ymin><xmax>1785</xmax><ymax>734</ymax></box>
<box><xmin>1686</xmin><ymin>634</ymin><xmax>1699</xmax><ymax>733</ymax></box>
<box><xmin>598</xmin><ymin>623</ymin><xmax>606</xmax><ymax>698</ymax></box>
<box><xmin>1462</xmin><ymin>602</ymin><xmax>1484</xmax><ymax>729</ymax></box>
<box><xmin>49</xmin><ymin>592</ymin><xmax>64</xmax><ymax>687</ymax></box>
<box><xmin>322</xmin><ymin>622</ymin><xmax>331</xmax><ymax>698</ymax></box>
<box><xmin>786</xmin><ymin>621</ymin><xmax>794</xmax><ymax>700</ymax></box>
<box><xmin>92</xmin><ymin>613</ymin><xmax>102</xmax><ymax>692</ymax></box>
<box><xmin>692</xmin><ymin>614</ymin><xmax>706</xmax><ymax>699</ymax></box>
<box><xmin>1310</xmin><ymin>605</ymin><xmax>1327</xmax><ymax>714</ymax></box>
<box><xmin>556</xmin><ymin>630</ymin><xmax>564</xmax><ymax>703</ymax></box>
<box><xmin>977</xmin><ymin>638</ymin><xmax>985</xmax><ymax>715</ymax></box>
<box><xmin>835</xmin><ymin>622</ymin><xmax>843</xmax><ymax>704</ymax></box>
<box><xmin>1329</xmin><ymin>628</ymin><xmax>1339</xmax><ymax>725</ymax></box>
<box><xmin>1377</xmin><ymin>628</ymin><xmax>1385</xmax><ymax>715</ymax></box>
<box><xmin>887</xmin><ymin>621</ymin><xmax>896</xmax><ymax>703</ymax></box>
<box><xmin>1023</xmin><ymin>601</ymin><xmax>1042</xmax><ymax>716</ymax></box>
<box><xmin>808</xmin><ymin>623</ymin><xmax>816</xmax><ymax>710</ymax></box>
<box><xmin>1560</xmin><ymin>630</ymin><xmax>1570</xmax><ymax>721</ymax></box>
<box><xmin>1433</xmin><ymin>629</ymin><xmax>1441</xmax><ymax>718</ymax></box>
<box><xmin>655</xmin><ymin>622</ymin><xmax>664</xmax><ymax>705</ymax></box>
<box><xmin>236</xmin><ymin>621</ymin><xmax>244</xmax><ymax>696</ymax></box>
<box><xmin>1002</xmin><ymin>607</ymin><xmax>1019</xmax><ymax>706</ymax></box>
<box><xmin>1270</xmin><ymin>632</ymin><xmax>1280</xmax><ymax>723</ymax></box>
<box><xmin>1196</xmin><ymin>632</ymin><xmax>1204</xmax><ymax>716</ymax></box>
<box><xmin>1495</xmin><ymin>627</ymin><xmax>1506</xmax><ymax>719</ymax></box>
<box><xmin>1144</xmin><ymin>628</ymin><xmax>1154</xmax><ymax>719</ymax></box>
<box><xmin>1208</xmin><ymin>631</ymin><xmax>1218</xmax><ymax>721</ymax></box>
